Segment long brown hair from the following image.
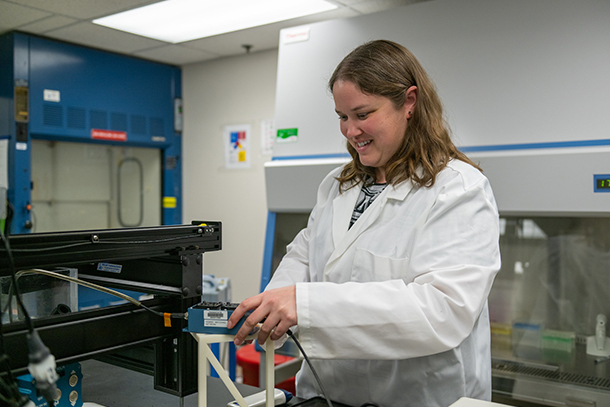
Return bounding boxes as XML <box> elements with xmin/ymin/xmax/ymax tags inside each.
<box><xmin>329</xmin><ymin>40</ymin><xmax>480</xmax><ymax>191</ymax></box>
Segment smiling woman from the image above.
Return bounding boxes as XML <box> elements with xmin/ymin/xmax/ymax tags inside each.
<box><xmin>332</xmin><ymin>80</ymin><xmax>414</xmax><ymax>183</ymax></box>
<box><xmin>329</xmin><ymin>39</ymin><xmax>481</xmax><ymax>191</ymax></box>
<box><xmin>228</xmin><ymin>39</ymin><xmax>501</xmax><ymax>407</ymax></box>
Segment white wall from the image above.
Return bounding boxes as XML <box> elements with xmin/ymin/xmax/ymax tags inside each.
<box><xmin>182</xmin><ymin>49</ymin><xmax>278</xmax><ymax>302</ymax></box>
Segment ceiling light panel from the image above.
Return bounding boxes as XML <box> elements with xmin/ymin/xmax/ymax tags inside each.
<box><xmin>93</xmin><ymin>0</ymin><xmax>338</xmax><ymax>43</ymax></box>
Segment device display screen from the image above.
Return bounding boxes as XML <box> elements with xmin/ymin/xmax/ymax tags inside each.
<box><xmin>594</xmin><ymin>175</ymin><xmax>610</xmax><ymax>192</ymax></box>
<box><xmin>597</xmin><ymin>178</ymin><xmax>610</xmax><ymax>189</ymax></box>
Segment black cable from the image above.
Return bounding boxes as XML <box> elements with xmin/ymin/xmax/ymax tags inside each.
<box><xmin>1</xmin><ymin>276</ymin><xmax>14</xmax><ymax>316</ymax></box>
<box><xmin>0</xmin><ymin>324</ymin><xmax>4</xmax><ymax>357</ymax></box>
<box><xmin>286</xmin><ymin>330</ymin><xmax>381</xmax><ymax>407</ymax></box>
<box><xmin>140</xmin><ymin>303</ymin><xmax>186</xmax><ymax>320</ymax></box>
<box><xmin>3</xmin><ymin>201</ymin><xmax>13</xmax><ymax>236</ymax></box>
<box><xmin>2</xmin><ymin>233</ymin><xmax>204</xmax><ymax>253</ymax></box>
<box><xmin>8</xmin><ymin>268</ymin><xmax>186</xmax><ymax>322</ymax></box>
<box><xmin>286</xmin><ymin>329</ymin><xmax>334</xmax><ymax>407</ymax></box>
<box><xmin>94</xmin><ymin>234</ymin><xmax>205</xmax><ymax>245</ymax></box>
<box><xmin>0</xmin><ymin>228</ymin><xmax>33</xmax><ymax>333</ymax></box>
<box><xmin>0</xmin><ymin>374</ymin><xmax>12</xmax><ymax>395</ymax></box>
<box><xmin>7</xmin><ymin>241</ymin><xmax>92</xmax><ymax>252</ymax></box>
<box><xmin>0</xmin><ymin>228</ymin><xmax>47</xmax><ymax>406</ymax></box>
<box><xmin>0</xmin><ymin>281</ymin><xmax>6</xmax><ymax>352</ymax></box>
<box><xmin>0</xmin><ymin>354</ymin><xmax>29</xmax><ymax>407</ymax></box>
<box><xmin>0</xmin><ymin>227</ymin><xmax>57</xmax><ymax>406</ymax></box>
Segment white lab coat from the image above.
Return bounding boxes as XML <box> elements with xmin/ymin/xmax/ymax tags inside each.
<box><xmin>266</xmin><ymin>159</ymin><xmax>501</xmax><ymax>407</ymax></box>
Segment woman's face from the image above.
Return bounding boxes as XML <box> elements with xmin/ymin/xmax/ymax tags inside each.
<box><xmin>333</xmin><ymin>80</ymin><xmax>415</xmax><ymax>183</ymax></box>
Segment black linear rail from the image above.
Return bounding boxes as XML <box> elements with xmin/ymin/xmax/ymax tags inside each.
<box><xmin>3</xmin><ymin>298</ymin><xmax>180</xmax><ymax>376</ymax></box>
<box><xmin>0</xmin><ymin>222</ymin><xmax>221</xmax><ymax>274</ymax></box>
<box><xmin>0</xmin><ymin>223</ymin><xmax>217</xmax><ymax>396</ymax></box>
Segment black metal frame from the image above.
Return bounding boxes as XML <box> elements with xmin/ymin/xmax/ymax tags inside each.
<box><xmin>0</xmin><ymin>221</ymin><xmax>221</xmax><ymax>397</ymax></box>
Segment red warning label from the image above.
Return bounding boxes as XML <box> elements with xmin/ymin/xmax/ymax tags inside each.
<box><xmin>91</xmin><ymin>129</ymin><xmax>127</xmax><ymax>141</ymax></box>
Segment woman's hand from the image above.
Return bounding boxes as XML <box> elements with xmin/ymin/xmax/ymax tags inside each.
<box><xmin>227</xmin><ymin>285</ymin><xmax>297</xmax><ymax>346</ymax></box>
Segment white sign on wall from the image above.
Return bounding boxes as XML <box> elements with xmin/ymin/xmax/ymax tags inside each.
<box><xmin>261</xmin><ymin>119</ymin><xmax>275</xmax><ymax>155</ymax></box>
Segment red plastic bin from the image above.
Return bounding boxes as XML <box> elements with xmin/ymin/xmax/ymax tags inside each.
<box><xmin>236</xmin><ymin>343</ymin><xmax>296</xmax><ymax>395</ymax></box>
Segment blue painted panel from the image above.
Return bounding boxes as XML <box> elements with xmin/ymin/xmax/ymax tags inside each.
<box><xmin>163</xmin><ymin>133</ymin><xmax>182</xmax><ymax>225</ymax></box>
<box><xmin>164</xmin><ymin>70</ymin><xmax>182</xmax><ymax>224</ymax></box>
<box><xmin>459</xmin><ymin>138</ymin><xmax>610</xmax><ymax>153</ymax></box>
<box><xmin>271</xmin><ymin>153</ymin><xmax>350</xmax><ymax>161</ymax></box>
<box><xmin>270</xmin><ymin>138</ymin><xmax>610</xmax><ymax>161</ymax></box>
<box><xmin>259</xmin><ymin>212</ymin><xmax>277</xmax><ymax>292</ymax></box>
<box><xmin>8</xmin><ymin>33</ymin><xmax>32</xmax><ymax>234</ymax></box>
<box><xmin>1</xmin><ymin>33</ymin><xmax>182</xmax><ymax>232</ymax></box>
<box><xmin>28</xmin><ymin>36</ymin><xmax>177</xmax><ymax>148</ymax></box>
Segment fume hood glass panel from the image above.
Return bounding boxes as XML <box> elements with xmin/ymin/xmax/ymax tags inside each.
<box><xmin>489</xmin><ymin>216</ymin><xmax>610</xmax><ymax>404</ymax></box>
<box><xmin>30</xmin><ymin>140</ymin><xmax>161</xmax><ymax>233</ymax></box>
<box><xmin>268</xmin><ymin>213</ymin><xmax>610</xmax><ymax>403</ymax></box>
<box><xmin>270</xmin><ymin>212</ymin><xmax>310</xmax><ymax>278</ymax></box>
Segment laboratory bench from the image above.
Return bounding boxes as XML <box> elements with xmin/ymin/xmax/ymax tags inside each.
<box><xmin>80</xmin><ymin>359</ymin><xmax>261</xmax><ymax>407</ymax></box>
<box><xmin>79</xmin><ymin>359</ymin><xmax>514</xmax><ymax>407</ymax></box>
<box><xmin>79</xmin><ymin>358</ymin><xmax>354</xmax><ymax>407</ymax></box>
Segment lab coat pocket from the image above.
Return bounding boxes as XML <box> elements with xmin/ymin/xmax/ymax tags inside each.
<box><xmin>352</xmin><ymin>248</ymin><xmax>411</xmax><ymax>282</ymax></box>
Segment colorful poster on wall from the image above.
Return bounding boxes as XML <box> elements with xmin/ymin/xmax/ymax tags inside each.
<box><xmin>223</xmin><ymin>124</ymin><xmax>251</xmax><ymax>169</ymax></box>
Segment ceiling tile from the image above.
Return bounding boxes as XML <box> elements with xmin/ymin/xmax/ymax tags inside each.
<box><xmin>7</xmin><ymin>0</ymin><xmax>162</xmax><ymax>20</ymax></box>
<box><xmin>134</xmin><ymin>44</ymin><xmax>220</xmax><ymax>65</ymax></box>
<box><xmin>183</xmin><ymin>26</ymin><xmax>284</xmax><ymax>57</ymax></box>
<box><xmin>0</xmin><ymin>1</ymin><xmax>51</xmax><ymax>27</ymax></box>
<box><xmin>16</xmin><ymin>15</ymin><xmax>78</xmax><ymax>34</ymax></box>
<box><xmin>183</xmin><ymin>7</ymin><xmax>360</xmax><ymax>56</ymax></box>
<box><xmin>330</xmin><ymin>0</ymin><xmax>373</xmax><ymax>5</ymax></box>
<box><xmin>44</xmin><ymin>21</ymin><xmax>165</xmax><ymax>54</ymax></box>
<box><xmin>282</xmin><ymin>6</ymin><xmax>362</xmax><ymax>25</ymax></box>
<box><xmin>0</xmin><ymin>0</ymin><xmax>423</xmax><ymax>65</ymax></box>
<box><xmin>349</xmin><ymin>0</ymin><xmax>428</xmax><ymax>14</ymax></box>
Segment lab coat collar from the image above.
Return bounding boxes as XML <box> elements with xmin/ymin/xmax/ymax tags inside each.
<box><xmin>326</xmin><ymin>178</ymin><xmax>415</xmax><ymax>277</ymax></box>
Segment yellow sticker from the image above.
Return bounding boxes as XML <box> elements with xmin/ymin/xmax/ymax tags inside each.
<box><xmin>163</xmin><ymin>197</ymin><xmax>177</xmax><ymax>208</ymax></box>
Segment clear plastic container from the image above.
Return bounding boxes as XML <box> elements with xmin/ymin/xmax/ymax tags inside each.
<box><xmin>512</xmin><ymin>321</ymin><xmax>544</xmax><ymax>359</ymax></box>
<box><xmin>1</xmin><ymin>268</ymin><xmax>78</xmax><ymax>324</ymax></box>
<box><xmin>542</xmin><ymin>329</ymin><xmax>575</xmax><ymax>353</ymax></box>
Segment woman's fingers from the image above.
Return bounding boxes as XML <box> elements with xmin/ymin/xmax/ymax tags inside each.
<box><xmin>228</xmin><ymin>286</ymin><xmax>297</xmax><ymax>346</ymax></box>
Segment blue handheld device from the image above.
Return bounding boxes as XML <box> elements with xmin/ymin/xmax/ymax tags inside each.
<box><xmin>186</xmin><ymin>301</ymin><xmax>251</xmax><ymax>335</ymax></box>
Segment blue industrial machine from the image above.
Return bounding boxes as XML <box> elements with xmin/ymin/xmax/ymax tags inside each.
<box><xmin>0</xmin><ymin>32</ymin><xmax>182</xmax><ymax>234</ymax></box>
<box><xmin>1</xmin><ymin>32</ymin><xmax>187</xmax><ymax>405</ymax></box>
